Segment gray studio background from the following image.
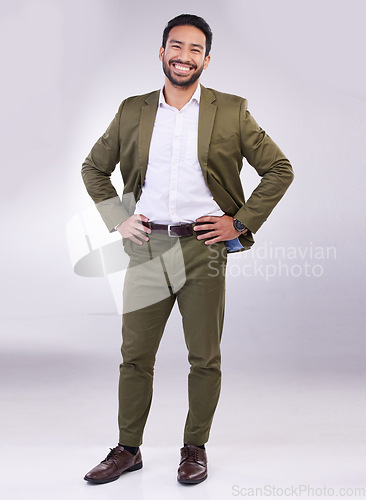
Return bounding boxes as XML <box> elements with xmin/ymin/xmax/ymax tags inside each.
<box><xmin>1</xmin><ymin>1</ymin><xmax>365</xmax><ymax>499</ymax></box>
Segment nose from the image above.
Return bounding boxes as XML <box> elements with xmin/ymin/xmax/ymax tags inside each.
<box><xmin>179</xmin><ymin>47</ymin><xmax>191</xmax><ymax>63</ymax></box>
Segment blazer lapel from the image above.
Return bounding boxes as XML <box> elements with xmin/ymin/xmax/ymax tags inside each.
<box><xmin>138</xmin><ymin>90</ymin><xmax>159</xmax><ymax>182</ymax></box>
<box><xmin>138</xmin><ymin>86</ymin><xmax>216</xmax><ymax>184</ymax></box>
<box><xmin>198</xmin><ymin>85</ymin><xmax>217</xmax><ymax>182</ymax></box>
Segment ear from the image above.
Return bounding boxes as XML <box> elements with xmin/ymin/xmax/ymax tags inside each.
<box><xmin>203</xmin><ymin>54</ymin><xmax>211</xmax><ymax>70</ymax></box>
<box><xmin>159</xmin><ymin>46</ymin><xmax>164</xmax><ymax>61</ymax></box>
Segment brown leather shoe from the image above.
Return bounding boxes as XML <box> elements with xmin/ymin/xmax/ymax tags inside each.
<box><xmin>177</xmin><ymin>444</ymin><xmax>208</xmax><ymax>484</ymax></box>
<box><xmin>84</xmin><ymin>446</ymin><xmax>143</xmax><ymax>484</ymax></box>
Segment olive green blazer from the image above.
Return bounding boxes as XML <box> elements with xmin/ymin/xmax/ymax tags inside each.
<box><xmin>82</xmin><ymin>85</ymin><xmax>293</xmax><ymax>251</ymax></box>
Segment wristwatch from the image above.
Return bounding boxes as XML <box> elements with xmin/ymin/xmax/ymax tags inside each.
<box><xmin>233</xmin><ymin>218</ymin><xmax>248</xmax><ymax>233</ymax></box>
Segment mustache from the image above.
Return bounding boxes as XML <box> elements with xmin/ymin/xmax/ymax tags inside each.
<box><xmin>168</xmin><ymin>59</ymin><xmax>197</xmax><ymax>70</ymax></box>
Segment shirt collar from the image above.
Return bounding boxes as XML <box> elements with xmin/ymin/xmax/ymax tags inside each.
<box><xmin>159</xmin><ymin>84</ymin><xmax>201</xmax><ymax>108</ymax></box>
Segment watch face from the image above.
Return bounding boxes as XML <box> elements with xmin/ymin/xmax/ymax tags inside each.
<box><xmin>234</xmin><ymin>219</ymin><xmax>246</xmax><ymax>232</ymax></box>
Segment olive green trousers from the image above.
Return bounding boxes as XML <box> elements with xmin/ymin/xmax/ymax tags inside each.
<box><xmin>118</xmin><ymin>232</ymin><xmax>227</xmax><ymax>446</ymax></box>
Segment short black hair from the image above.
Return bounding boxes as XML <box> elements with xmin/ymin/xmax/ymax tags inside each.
<box><xmin>162</xmin><ymin>14</ymin><xmax>213</xmax><ymax>57</ymax></box>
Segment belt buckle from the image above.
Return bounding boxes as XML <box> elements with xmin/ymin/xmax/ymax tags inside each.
<box><xmin>167</xmin><ymin>224</ymin><xmax>180</xmax><ymax>237</ymax></box>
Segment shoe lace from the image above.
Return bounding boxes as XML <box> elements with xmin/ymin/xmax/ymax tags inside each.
<box><xmin>102</xmin><ymin>447</ymin><xmax>122</xmax><ymax>464</ymax></box>
<box><xmin>181</xmin><ymin>446</ymin><xmax>200</xmax><ymax>463</ymax></box>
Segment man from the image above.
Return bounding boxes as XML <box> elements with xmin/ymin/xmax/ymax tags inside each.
<box><xmin>81</xmin><ymin>14</ymin><xmax>293</xmax><ymax>485</ymax></box>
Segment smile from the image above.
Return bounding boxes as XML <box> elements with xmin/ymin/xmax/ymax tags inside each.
<box><xmin>171</xmin><ymin>62</ymin><xmax>193</xmax><ymax>74</ymax></box>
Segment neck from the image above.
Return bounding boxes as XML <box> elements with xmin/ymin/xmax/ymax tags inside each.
<box><xmin>163</xmin><ymin>79</ymin><xmax>199</xmax><ymax>110</ymax></box>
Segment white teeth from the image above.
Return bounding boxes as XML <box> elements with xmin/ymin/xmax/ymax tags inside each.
<box><xmin>174</xmin><ymin>64</ymin><xmax>190</xmax><ymax>72</ymax></box>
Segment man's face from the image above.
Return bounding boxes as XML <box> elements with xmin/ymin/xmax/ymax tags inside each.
<box><xmin>159</xmin><ymin>25</ymin><xmax>210</xmax><ymax>88</ymax></box>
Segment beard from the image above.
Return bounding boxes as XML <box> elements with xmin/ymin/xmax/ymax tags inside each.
<box><xmin>162</xmin><ymin>55</ymin><xmax>204</xmax><ymax>88</ymax></box>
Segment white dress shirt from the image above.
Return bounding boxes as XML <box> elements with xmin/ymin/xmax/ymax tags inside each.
<box><xmin>135</xmin><ymin>84</ymin><xmax>224</xmax><ymax>224</ymax></box>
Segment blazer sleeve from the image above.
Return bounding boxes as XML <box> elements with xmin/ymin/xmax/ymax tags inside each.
<box><xmin>81</xmin><ymin>100</ymin><xmax>130</xmax><ymax>232</ymax></box>
<box><xmin>234</xmin><ymin>99</ymin><xmax>294</xmax><ymax>233</ymax></box>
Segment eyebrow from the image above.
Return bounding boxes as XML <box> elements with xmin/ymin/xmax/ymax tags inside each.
<box><xmin>168</xmin><ymin>39</ymin><xmax>204</xmax><ymax>50</ymax></box>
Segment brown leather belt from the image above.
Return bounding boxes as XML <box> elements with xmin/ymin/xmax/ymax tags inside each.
<box><xmin>141</xmin><ymin>221</ymin><xmax>214</xmax><ymax>237</ymax></box>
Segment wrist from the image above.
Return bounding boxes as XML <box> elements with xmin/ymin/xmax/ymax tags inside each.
<box><xmin>233</xmin><ymin>218</ymin><xmax>248</xmax><ymax>234</ymax></box>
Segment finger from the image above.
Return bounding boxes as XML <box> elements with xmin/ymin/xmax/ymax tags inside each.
<box><xmin>133</xmin><ymin>224</ymin><xmax>150</xmax><ymax>234</ymax></box>
<box><xmin>134</xmin><ymin>218</ymin><xmax>151</xmax><ymax>233</ymax></box>
<box><xmin>203</xmin><ymin>236</ymin><xmax>223</xmax><ymax>245</ymax></box>
<box><xmin>196</xmin><ymin>230</ymin><xmax>219</xmax><ymax>240</ymax></box>
<box><xmin>130</xmin><ymin>221</ymin><xmax>150</xmax><ymax>234</ymax></box>
<box><xmin>137</xmin><ymin>224</ymin><xmax>151</xmax><ymax>234</ymax></box>
<box><xmin>193</xmin><ymin>223</ymin><xmax>215</xmax><ymax>231</ymax></box>
<box><xmin>137</xmin><ymin>214</ymin><xmax>150</xmax><ymax>222</ymax></box>
<box><xmin>195</xmin><ymin>216</ymin><xmax>215</xmax><ymax>223</ymax></box>
<box><xmin>132</xmin><ymin>228</ymin><xmax>149</xmax><ymax>241</ymax></box>
<box><xmin>129</xmin><ymin>234</ymin><xmax>145</xmax><ymax>245</ymax></box>
<box><xmin>129</xmin><ymin>225</ymin><xmax>148</xmax><ymax>238</ymax></box>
